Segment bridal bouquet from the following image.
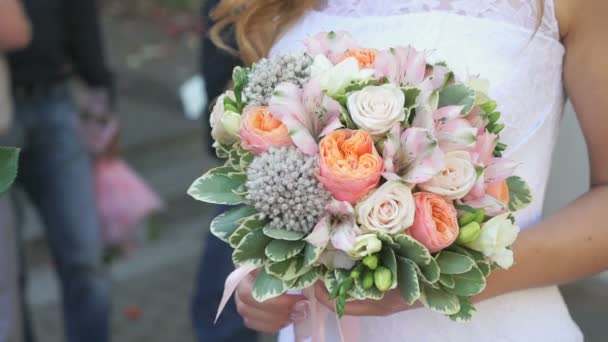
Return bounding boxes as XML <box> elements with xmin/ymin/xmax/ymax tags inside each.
<box><xmin>189</xmin><ymin>31</ymin><xmax>532</xmax><ymax>321</ymax></box>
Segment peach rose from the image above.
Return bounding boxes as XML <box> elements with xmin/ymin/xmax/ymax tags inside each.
<box><xmin>486</xmin><ymin>180</ymin><xmax>510</xmax><ymax>205</ymax></box>
<box><xmin>318</xmin><ymin>129</ymin><xmax>383</xmax><ymax>204</ymax></box>
<box><xmin>239</xmin><ymin>106</ymin><xmax>292</xmax><ymax>154</ymax></box>
<box><xmin>409</xmin><ymin>192</ymin><xmax>459</xmax><ymax>253</ymax></box>
<box><xmin>338</xmin><ymin>49</ymin><xmax>378</xmax><ymax>68</ymax></box>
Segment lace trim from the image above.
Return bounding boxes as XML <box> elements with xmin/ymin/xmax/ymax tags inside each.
<box><xmin>318</xmin><ymin>0</ymin><xmax>559</xmax><ymax>40</ymax></box>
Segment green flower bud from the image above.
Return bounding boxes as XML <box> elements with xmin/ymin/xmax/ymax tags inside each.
<box><xmin>490</xmin><ymin>123</ymin><xmax>505</xmax><ymax>134</ymax></box>
<box><xmin>362</xmin><ymin>255</ymin><xmax>379</xmax><ymax>270</ymax></box>
<box><xmin>488</xmin><ymin>111</ymin><xmax>501</xmax><ymax>124</ymax></box>
<box><xmin>457</xmin><ymin>221</ymin><xmax>482</xmax><ymax>245</ymax></box>
<box><xmin>480</xmin><ymin>101</ymin><xmax>497</xmax><ymax>114</ymax></box>
<box><xmin>458</xmin><ymin>212</ymin><xmax>477</xmax><ymax>227</ymax></box>
<box><xmin>495</xmin><ymin>142</ymin><xmax>507</xmax><ymax>151</ymax></box>
<box><xmin>350</xmin><ymin>264</ymin><xmax>364</xmax><ymax>279</ymax></box>
<box><xmin>474</xmin><ymin>209</ymin><xmax>486</xmax><ymax>223</ymax></box>
<box><xmin>362</xmin><ymin>271</ymin><xmax>374</xmax><ymax>289</ymax></box>
<box><xmin>374</xmin><ymin>266</ymin><xmax>393</xmax><ymax>292</ymax></box>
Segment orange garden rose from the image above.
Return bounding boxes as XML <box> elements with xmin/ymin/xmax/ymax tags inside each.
<box><xmin>239</xmin><ymin>106</ymin><xmax>292</xmax><ymax>154</ymax></box>
<box><xmin>338</xmin><ymin>49</ymin><xmax>378</xmax><ymax>68</ymax></box>
<box><xmin>318</xmin><ymin>129</ymin><xmax>383</xmax><ymax>204</ymax></box>
<box><xmin>486</xmin><ymin>180</ymin><xmax>510</xmax><ymax>205</ymax></box>
<box><xmin>409</xmin><ymin>192</ymin><xmax>459</xmax><ymax>253</ymax></box>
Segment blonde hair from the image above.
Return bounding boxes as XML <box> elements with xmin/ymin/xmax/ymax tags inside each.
<box><xmin>210</xmin><ymin>0</ymin><xmax>545</xmax><ymax>66</ymax></box>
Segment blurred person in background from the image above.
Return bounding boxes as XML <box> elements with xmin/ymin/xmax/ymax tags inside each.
<box><xmin>190</xmin><ymin>0</ymin><xmax>256</xmax><ymax>341</ymax></box>
<box><xmin>0</xmin><ymin>2</ymin><xmax>31</xmax><ymax>342</ymax></box>
<box><xmin>7</xmin><ymin>0</ymin><xmax>114</xmax><ymax>341</ymax></box>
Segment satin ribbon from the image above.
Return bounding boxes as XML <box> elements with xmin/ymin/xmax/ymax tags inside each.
<box><xmin>216</xmin><ymin>265</ymin><xmax>360</xmax><ymax>342</ymax></box>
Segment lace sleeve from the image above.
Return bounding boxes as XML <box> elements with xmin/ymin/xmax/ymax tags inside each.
<box><xmin>318</xmin><ymin>0</ymin><xmax>560</xmax><ymax>40</ymax></box>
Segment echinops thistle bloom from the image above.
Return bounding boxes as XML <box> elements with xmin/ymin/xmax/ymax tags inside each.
<box><xmin>245</xmin><ymin>147</ymin><xmax>331</xmax><ymax>233</ymax></box>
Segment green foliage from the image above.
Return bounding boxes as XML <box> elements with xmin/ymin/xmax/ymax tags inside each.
<box><xmin>445</xmin><ymin>266</ymin><xmax>487</xmax><ymax>297</ymax></box>
<box><xmin>188</xmin><ymin>168</ymin><xmax>246</xmax><ymax>205</ymax></box>
<box><xmin>252</xmin><ymin>268</ymin><xmax>287</xmax><ymax>302</ymax></box>
<box><xmin>435</xmin><ymin>251</ymin><xmax>476</xmax><ymax>275</ymax></box>
<box><xmin>396</xmin><ymin>256</ymin><xmax>420</xmax><ymax>305</ymax></box>
<box><xmin>229</xmin><ymin>215</ymin><xmax>267</xmax><ymax>248</ymax></box>
<box><xmin>393</xmin><ymin>235</ymin><xmax>433</xmax><ymax>266</ymax></box>
<box><xmin>262</xmin><ymin>226</ymin><xmax>306</xmax><ymax>241</ymax></box>
<box><xmin>209</xmin><ymin>206</ymin><xmax>258</xmax><ymax>242</ymax></box>
<box><xmin>507</xmin><ymin>176</ymin><xmax>533</xmax><ymax>211</ymax></box>
<box><xmin>449</xmin><ymin>296</ymin><xmax>477</xmax><ymax>322</ymax></box>
<box><xmin>420</xmin><ymin>283</ymin><xmax>461</xmax><ymax>315</ymax></box>
<box><xmin>0</xmin><ymin>147</ymin><xmax>19</xmax><ymax>194</ymax></box>
<box><xmin>232</xmin><ymin>229</ymin><xmax>272</xmax><ymax>266</ymax></box>
<box><xmin>438</xmin><ymin>84</ymin><xmax>475</xmax><ymax>115</ymax></box>
<box><xmin>265</xmin><ymin>240</ymin><xmax>306</xmax><ymax>262</ymax></box>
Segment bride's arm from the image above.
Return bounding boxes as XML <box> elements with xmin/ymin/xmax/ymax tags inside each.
<box><xmin>478</xmin><ymin>0</ymin><xmax>608</xmax><ymax>300</ymax></box>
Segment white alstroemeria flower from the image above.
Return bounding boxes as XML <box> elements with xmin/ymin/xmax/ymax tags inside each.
<box><xmin>310</xmin><ymin>55</ymin><xmax>374</xmax><ymax>96</ymax></box>
<box><xmin>466</xmin><ymin>213</ymin><xmax>520</xmax><ymax>269</ymax></box>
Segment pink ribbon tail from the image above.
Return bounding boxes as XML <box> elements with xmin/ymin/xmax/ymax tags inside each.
<box><xmin>214</xmin><ymin>264</ymin><xmax>259</xmax><ymax>323</ymax></box>
<box><xmin>294</xmin><ymin>287</ymin><xmax>360</xmax><ymax>342</ymax></box>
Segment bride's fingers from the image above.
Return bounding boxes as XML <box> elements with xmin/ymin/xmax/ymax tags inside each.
<box><xmin>236</xmin><ymin>293</ymin><xmax>292</xmax><ymax>332</ymax></box>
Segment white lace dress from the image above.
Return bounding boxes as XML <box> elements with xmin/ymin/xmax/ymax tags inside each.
<box><xmin>271</xmin><ymin>0</ymin><xmax>583</xmax><ymax>340</ymax></box>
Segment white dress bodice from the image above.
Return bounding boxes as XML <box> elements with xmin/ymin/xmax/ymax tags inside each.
<box><xmin>272</xmin><ymin>0</ymin><xmax>583</xmax><ymax>340</ymax></box>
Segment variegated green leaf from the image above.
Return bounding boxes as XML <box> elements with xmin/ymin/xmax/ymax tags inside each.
<box><xmin>239</xmin><ymin>152</ymin><xmax>255</xmax><ymax>170</ymax></box>
<box><xmin>228</xmin><ymin>149</ymin><xmax>242</xmax><ymax>170</ymax></box>
<box><xmin>265</xmin><ymin>240</ymin><xmax>306</xmax><ymax>262</ymax></box>
<box><xmin>439</xmin><ymin>274</ymin><xmax>455</xmax><ymax>289</ymax></box>
<box><xmin>188</xmin><ymin>171</ymin><xmax>246</xmax><ymax>205</ymax></box>
<box><xmin>262</xmin><ymin>226</ymin><xmax>306</xmax><ymax>241</ymax></box>
<box><xmin>380</xmin><ymin>248</ymin><xmax>398</xmax><ymax>290</ymax></box>
<box><xmin>290</xmin><ymin>267</ymin><xmax>323</xmax><ymax>290</ymax></box>
<box><xmin>419</xmin><ymin>258</ymin><xmax>441</xmax><ymax>284</ymax></box>
<box><xmin>446</xmin><ymin>266</ymin><xmax>486</xmax><ymax>297</ymax></box>
<box><xmin>420</xmin><ymin>283</ymin><xmax>461</xmax><ymax>315</ymax></box>
<box><xmin>477</xmin><ymin>261</ymin><xmax>491</xmax><ymax>277</ymax></box>
<box><xmin>232</xmin><ymin>229</ymin><xmax>272</xmax><ymax>266</ymax></box>
<box><xmin>396</xmin><ymin>256</ymin><xmax>420</xmax><ymax>305</ymax></box>
<box><xmin>266</xmin><ymin>256</ymin><xmax>310</xmax><ymax>281</ymax></box>
<box><xmin>377</xmin><ymin>232</ymin><xmax>398</xmax><ymax>248</ymax></box>
<box><xmin>303</xmin><ymin>243</ymin><xmax>324</xmax><ymax>267</ymax></box>
<box><xmin>436</xmin><ymin>251</ymin><xmax>475</xmax><ymax>275</ymax></box>
<box><xmin>507</xmin><ymin>176</ymin><xmax>532</xmax><ymax>211</ymax></box>
<box><xmin>449</xmin><ymin>296</ymin><xmax>476</xmax><ymax>322</ymax></box>
<box><xmin>252</xmin><ymin>268</ymin><xmax>287</xmax><ymax>302</ymax></box>
<box><xmin>393</xmin><ymin>235</ymin><xmax>433</xmax><ymax>266</ymax></box>
<box><xmin>210</xmin><ymin>206</ymin><xmax>258</xmax><ymax>242</ymax></box>
<box><xmin>229</xmin><ymin>216</ymin><xmax>267</xmax><ymax>248</ymax></box>
<box><xmin>438</xmin><ymin>84</ymin><xmax>475</xmax><ymax>115</ymax></box>
<box><xmin>208</xmin><ymin>165</ymin><xmax>238</xmax><ymax>176</ymax></box>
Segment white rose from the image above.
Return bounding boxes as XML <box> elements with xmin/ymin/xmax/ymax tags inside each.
<box><xmin>349</xmin><ymin>234</ymin><xmax>383</xmax><ymax>259</ymax></box>
<box><xmin>419</xmin><ymin>151</ymin><xmax>477</xmax><ymax>200</ymax></box>
<box><xmin>310</xmin><ymin>55</ymin><xmax>374</xmax><ymax>96</ymax></box>
<box><xmin>347</xmin><ymin>84</ymin><xmax>406</xmax><ymax>136</ymax></box>
<box><xmin>210</xmin><ymin>91</ymin><xmax>240</xmax><ymax>145</ymax></box>
<box><xmin>466</xmin><ymin>213</ymin><xmax>520</xmax><ymax>269</ymax></box>
<box><xmin>355</xmin><ymin>180</ymin><xmax>416</xmax><ymax>235</ymax></box>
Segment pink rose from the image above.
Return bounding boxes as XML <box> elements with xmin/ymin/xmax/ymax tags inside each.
<box><xmin>239</xmin><ymin>106</ymin><xmax>293</xmax><ymax>154</ymax></box>
<box><xmin>409</xmin><ymin>192</ymin><xmax>459</xmax><ymax>253</ymax></box>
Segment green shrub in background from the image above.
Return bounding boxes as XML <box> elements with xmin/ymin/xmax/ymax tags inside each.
<box><xmin>0</xmin><ymin>147</ymin><xmax>19</xmax><ymax>194</ymax></box>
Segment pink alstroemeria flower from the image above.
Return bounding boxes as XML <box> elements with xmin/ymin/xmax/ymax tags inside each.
<box><xmin>304</xmin><ymin>31</ymin><xmax>359</xmax><ymax>63</ymax></box>
<box><xmin>374</xmin><ymin>46</ymin><xmax>428</xmax><ymax>87</ymax></box>
<box><xmin>305</xmin><ymin>200</ymin><xmax>361</xmax><ymax>269</ymax></box>
<box><xmin>268</xmin><ymin>80</ymin><xmax>342</xmax><ymax>155</ymax></box>
<box><xmin>383</xmin><ymin>125</ymin><xmax>445</xmax><ymax>184</ymax></box>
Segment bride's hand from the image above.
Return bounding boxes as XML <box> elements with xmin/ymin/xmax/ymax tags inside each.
<box><xmin>235</xmin><ymin>273</ymin><xmax>307</xmax><ymax>333</ymax></box>
<box><xmin>313</xmin><ymin>281</ymin><xmax>419</xmax><ymax>316</ymax></box>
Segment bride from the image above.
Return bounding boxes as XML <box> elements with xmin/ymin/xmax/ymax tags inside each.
<box><xmin>210</xmin><ymin>0</ymin><xmax>607</xmax><ymax>340</ymax></box>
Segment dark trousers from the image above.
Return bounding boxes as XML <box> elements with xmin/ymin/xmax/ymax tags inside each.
<box><xmin>14</xmin><ymin>84</ymin><xmax>111</xmax><ymax>342</ymax></box>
